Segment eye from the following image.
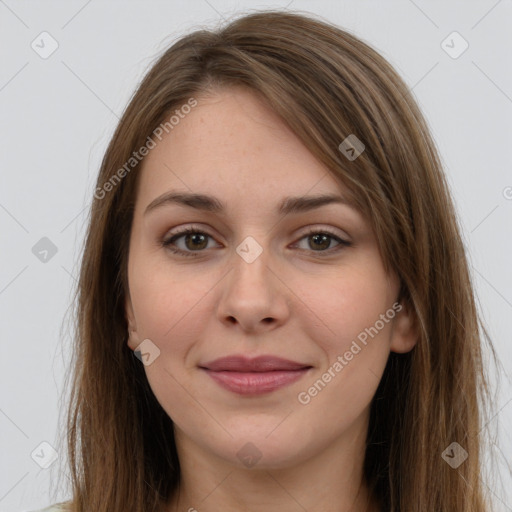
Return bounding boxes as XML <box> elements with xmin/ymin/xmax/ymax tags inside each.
<box><xmin>161</xmin><ymin>226</ymin><xmax>352</xmax><ymax>258</ymax></box>
<box><xmin>162</xmin><ymin>227</ymin><xmax>218</xmax><ymax>257</ymax></box>
<box><xmin>292</xmin><ymin>228</ymin><xmax>351</xmax><ymax>255</ymax></box>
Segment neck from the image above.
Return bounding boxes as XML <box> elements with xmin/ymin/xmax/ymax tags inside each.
<box><xmin>165</xmin><ymin>412</ymin><xmax>379</xmax><ymax>512</ymax></box>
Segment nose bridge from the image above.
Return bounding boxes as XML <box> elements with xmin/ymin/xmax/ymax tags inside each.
<box><xmin>216</xmin><ymin>234</ymin><xmax>289</xmax><ymax>330</ymax></box>
<box><xmin>231</xmin><ymin>234</ymin><xmax>272</xmax><ymax>289</ymax></box>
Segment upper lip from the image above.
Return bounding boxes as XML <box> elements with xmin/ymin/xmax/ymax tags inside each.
<box><xmin>200</xmin><ymin>355</ymin><xmax>312</xmax><ymax>372</ymax></box>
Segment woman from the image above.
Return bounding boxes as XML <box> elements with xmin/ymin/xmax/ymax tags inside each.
<box><xmin>36</xmin><ymin>9</ymin><xmax>497</xmax><ymax>512</ymax></box>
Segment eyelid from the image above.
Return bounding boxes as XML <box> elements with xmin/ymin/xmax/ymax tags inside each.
<box><xmin>162</xmin><ymin>223</ymin><xmax>350</xmax><ymax>241</ymax></box>
<box><xmin>297</xmin><ymin>224</ymin><xmax>351</xmax><ymax>242</ymax></box>
<box><xmin>162</xmin><ymin>224</ymin><xmax>221</xmax><ymax>244</ymax></box>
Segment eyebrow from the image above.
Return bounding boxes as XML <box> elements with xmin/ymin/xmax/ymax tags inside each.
<box><xmin>144</xmin><ymin>191</ymin><xmax>358</xmax><ymax>217</ymax></box>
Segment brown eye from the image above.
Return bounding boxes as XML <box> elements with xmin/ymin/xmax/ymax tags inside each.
<box><xmin>308</xmin><ymin>233</ymin><xmax>332</xmax><ymax>251</ymax></box>
<box><xmin>294</xmin><ymin>229</ymin><xmax>351</xmax><ymax>254</ymax></box>
<box><xmin>182</xmin><ymin>232</ymin><xmax>208</xmax><ymax>250</ymax></box>
<box><xmin>162</xmin><ymin>228</ymin><xmax>217</xmax><ymax>257</ymax></box>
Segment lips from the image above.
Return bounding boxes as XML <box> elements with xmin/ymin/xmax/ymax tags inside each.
<box><xmin>199</xmin><ymin>355</ymin><xmax>312</xmax><ymax>395</ymax></box>
<box><xmin>200</xmin><ymin>355</ymin><xmax>310</xmax><ymax>372</ymax></box>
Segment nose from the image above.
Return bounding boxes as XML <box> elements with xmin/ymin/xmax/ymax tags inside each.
<box><xmin>215</xmin><ymin>242</ymin><xmax>291</xmax><ymax>333</ymax></box>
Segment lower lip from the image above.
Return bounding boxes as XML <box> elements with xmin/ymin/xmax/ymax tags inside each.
<box><xmin>202</xmin><ymin>368</ymin><xmax>310</xmax><ymax>395</ymax></box>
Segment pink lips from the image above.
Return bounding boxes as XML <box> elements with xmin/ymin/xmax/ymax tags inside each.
<box><xmin>199</xmin><ymin>355</ymin><xmax>312</xmax><ymax>395</ymax></box>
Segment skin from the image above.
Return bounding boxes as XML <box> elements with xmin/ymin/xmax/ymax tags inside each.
<box><xmin>125</xmin><ymin>85</ymin><xmax>418</xmax><ymax>512</ymax></box>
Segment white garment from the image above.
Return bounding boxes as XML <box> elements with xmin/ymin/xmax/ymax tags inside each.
<box><xmin>28</xmin><ymin>505</ymin><xmax>68</xmax><ymax>512</ymax></box>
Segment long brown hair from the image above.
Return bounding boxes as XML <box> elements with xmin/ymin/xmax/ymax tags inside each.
<box><xmin>53</xmin><ymin>9</ymin><xmax>498</xmax><ymax>511</ymax></box>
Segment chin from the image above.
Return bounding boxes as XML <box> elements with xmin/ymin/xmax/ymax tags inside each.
<box><xmin>214</xmin><ymin>427</ymin><xmax>316</xmax><ymax>471</ymax></box>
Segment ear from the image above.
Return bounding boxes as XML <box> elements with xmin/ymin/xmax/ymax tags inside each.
<box><xmin>125</xmin><ymin>294</ymin><xmax>140</xmax><ymax>351</ymax></box>
<box><xmin>389</xmin><ymin>300</ymin><xmax>418</xmax><ymax>354</ymax></box>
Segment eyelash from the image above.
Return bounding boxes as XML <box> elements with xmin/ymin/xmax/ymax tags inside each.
<box><xmin>161</xmin><ymin>226</ymin><xmax>352</xmax><ymax>258</ymax></box>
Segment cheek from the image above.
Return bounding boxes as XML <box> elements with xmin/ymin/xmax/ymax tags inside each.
<box><xmin>130</xmin><ymin>271</ymin><xmax>212</xmax><ymax>426</ymax></box>
<box><xmin>130</xmin><ymin>256</ymin><xmax>214</xmax><ymax>345</ymax></box>
<box><xmin>297</xmin><ymin>261</ymin><xmax>394</xmax><ymax>357</ymax></box>
<box><xmin>294</xmin><ymin>268</ymin><xmax>395</xmax><ymax>420</ymax></box>
<box><xmin>295</xmin><ymin>309</ymin><xmax>392</xmax><ymax>440</ymax></box>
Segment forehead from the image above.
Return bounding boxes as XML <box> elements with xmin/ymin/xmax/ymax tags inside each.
<box><xmin>135</xmin><ymin>86</ymin><xmax>350</xmax><ymax>215</ymax></box>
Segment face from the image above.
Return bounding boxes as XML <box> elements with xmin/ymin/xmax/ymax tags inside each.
<box><xmin>125</xmin><ymin>86</ymin><xmax>417</xmax><ymax>470</ymax></box>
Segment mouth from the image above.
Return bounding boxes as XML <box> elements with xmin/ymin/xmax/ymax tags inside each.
<box><xmin>199</xmin><ymin>355</ymin><xmax>313</xmax><ymax>395</ymax></box>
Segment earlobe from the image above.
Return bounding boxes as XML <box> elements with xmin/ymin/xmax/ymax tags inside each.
<box><xmin>127</xmin><ymin>326</ymin><xmax>139</xmax><ymax>351</ymax></box>
<box><xmin>125</xmin><ymin>295</ymin><xmax>139</xmax><ymax>351</ymax></box>
<box><xmin>389</xmin><ymin>300</ymin><xmax>419</xmax><ymax>354</ymax></box>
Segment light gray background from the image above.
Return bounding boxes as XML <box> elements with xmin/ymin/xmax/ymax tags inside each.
<box><xmin>1</xmin><ymin>1</ymin><xmax>511</xmax><ymax>511</ymax></box>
